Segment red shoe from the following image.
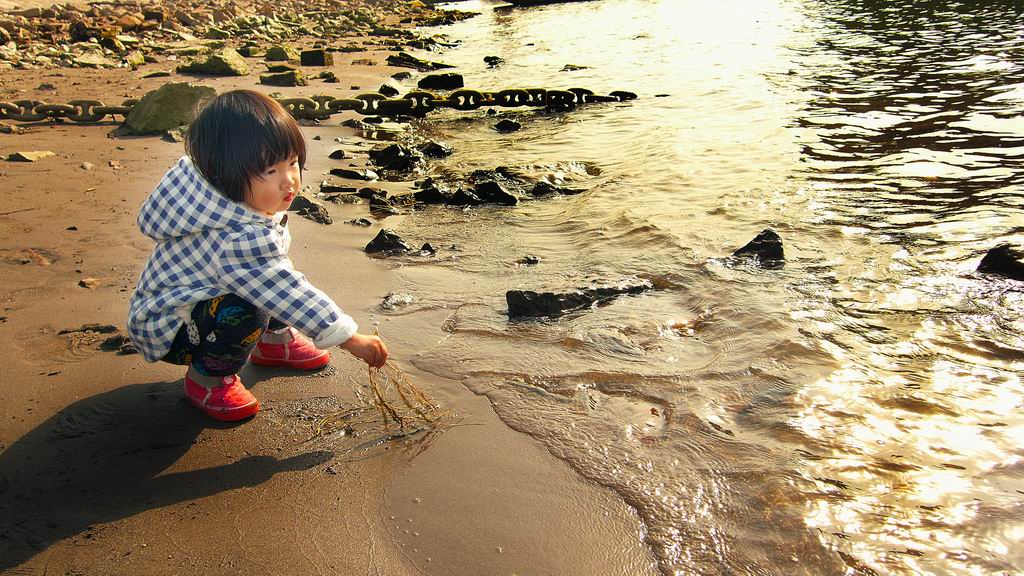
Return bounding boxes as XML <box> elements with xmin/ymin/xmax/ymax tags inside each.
<box><xmin>184</xmin><ymin>373</ymin><xmax>259</xmax><ymax>421</ymax></box>
<box><xmin>250</xmin><ymin>327</ymin><xmax>331</xmax><ymax>370</ymax></box>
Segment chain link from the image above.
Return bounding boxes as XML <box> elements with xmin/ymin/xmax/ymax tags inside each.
<box><xmin>0</xmin><ymin>87</ymin><xmax>637</xmax><ymax>125</ymax></box>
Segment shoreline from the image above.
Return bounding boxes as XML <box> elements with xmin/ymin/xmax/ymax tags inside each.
<box><xmin>0</xmin><ymin>3</ymin><xmax>660</xmax><ymax>575</ymax></box>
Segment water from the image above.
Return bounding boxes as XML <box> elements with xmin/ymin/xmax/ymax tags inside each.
<box><xmin>372</xmin><ymin>0</ymin><xmax>1024</xmax><ymax>573</ymax></box>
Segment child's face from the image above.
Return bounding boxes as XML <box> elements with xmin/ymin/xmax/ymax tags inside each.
<box><xmin>246</xmin><ymin>156</ymin><xmax>301</xmax><ymax>214</ymax></box>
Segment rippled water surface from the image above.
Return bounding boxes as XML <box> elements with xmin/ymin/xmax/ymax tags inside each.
<box><xmin>371</xmin><ymin>0</ymin><xmax>1024</xmax><ymax>573</ymax></box>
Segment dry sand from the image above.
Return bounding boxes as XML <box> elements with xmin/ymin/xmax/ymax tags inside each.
<box><xmin>0</xmin><ymin>14</ymin><xmax>660</xmax><ymax>576</ymax></box>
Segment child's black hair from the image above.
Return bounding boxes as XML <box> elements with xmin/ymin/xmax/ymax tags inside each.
<box><xmin>186</xmin><ymin>90</ymin><xmax>306</xmax><ymax>203</ymax></box>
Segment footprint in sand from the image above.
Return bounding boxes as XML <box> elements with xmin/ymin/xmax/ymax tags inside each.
<box><xmin>15</xmin><ymin>324</ymin><xmax>135</xmax><ymax>367</ymax></box>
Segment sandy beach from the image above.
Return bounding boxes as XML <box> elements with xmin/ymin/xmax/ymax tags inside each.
<box><xmin>0</xmin><ymin>3</ymin><xmax>660</xmax><ymax>574</ymax></box>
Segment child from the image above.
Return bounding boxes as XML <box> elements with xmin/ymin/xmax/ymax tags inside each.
<box><xmin>128</xmin><ymin>90</ymin><xmax>387</xmax><ymax>422</ymax></box>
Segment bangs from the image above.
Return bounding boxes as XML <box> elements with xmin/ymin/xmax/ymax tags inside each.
<box><xmin>186</xmin><ymin>90</ymin><xmax>306</xmax><ymax>203</ymax></box>
<box><xmin>253</xmin><ymin>110</ymin><xmax>306</xmax><ymax>173</ymax></box>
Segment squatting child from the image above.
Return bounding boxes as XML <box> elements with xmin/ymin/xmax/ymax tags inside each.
<box><xmin>128</xmin><ymin>89</ymin><xmax>388</xmax><ymax>422</ymax></box>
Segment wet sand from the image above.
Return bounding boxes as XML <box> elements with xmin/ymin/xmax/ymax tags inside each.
<box><xmin>0</xmin><ymin>14</ymin><xmax>659</xmax><ymax>576</ymax></box>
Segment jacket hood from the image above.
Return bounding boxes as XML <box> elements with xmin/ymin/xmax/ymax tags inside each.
<box><xmin>138</xmin><ymin>156</ymin><xmax>267</xmax><ymax>241</ymax></box>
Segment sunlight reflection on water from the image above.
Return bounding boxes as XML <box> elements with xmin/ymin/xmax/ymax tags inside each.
<box><xmin>389</xmin><ymin>0</ymin><xmax>1024</xmax><ymax>573</ymax></box>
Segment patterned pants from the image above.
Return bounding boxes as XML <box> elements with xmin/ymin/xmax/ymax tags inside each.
<box><xmin>161</xmin><ymin>294</ymin><xmax>287</xmax><ymax>376</ymax></box>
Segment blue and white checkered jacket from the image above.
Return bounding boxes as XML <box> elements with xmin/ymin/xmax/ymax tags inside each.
<box><xmin>128</xmin><ymin>156</ymin><xmax>357</xmax><ymax>362</ymax></box>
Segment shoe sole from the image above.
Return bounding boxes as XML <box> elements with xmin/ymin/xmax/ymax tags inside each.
<box><xmin>187</xmin><ymin>395</ymin><xmax>259</xmax><ymax>421</ymax></box>
<box><xmin>250</xmin><ymin>353</ymin><xmax>331</xmax><ymax>371</ymax></box>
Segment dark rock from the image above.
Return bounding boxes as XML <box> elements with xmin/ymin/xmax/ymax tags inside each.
<box><xmin>484</xmin><ymin>55</ymin><xmax>505</xmax><ymax>68</ymax></box>
<box><xmin>364</xmin><ymin>229</ymin><xmax>413</xmax><ymax>254</ymax></box>
<box><xmin>378</xmin><ymin>84</ymin><xmax>400</xmax><ymax>97</ymax></box>
<box><xmin>369</xmin><ymin>193</ymin><xmax>399</xmax><ymax>214</ymax></box>
<box><xmin>417</xmin><ymin>73</ymin><xmax>464</xmax><ymax>90</ymax></box>
<box><xmin>320</xmin><ymin>180</ymin><xmax>357</xmax><ymax>193</ymax></box>
<box><xmin>977</xmin><ymin>244</ymin><xmax>1024</xmax><ymax>280</ymax></box>
<box><xmin>495</xmin><ymin>119</ymin><xmax>522</xmax><ymax>133</ymax></box>
<box><xmin>506</xmin><ymin>280</ymin><xmax>654</xmax><ymax>319</ymax></box>
<box><xmin>529</xmin><ymin>182</ymin><xmax>560</xmax><ymax>197</ymax></box>
<box><xmin>300</xmin><ymin>49</ymin><xmax>333</xmax><ymax>66</ymax></box>
<box><xmin>328</xmin><ymin>149</ymin><xmax>348</xmax><ymax>160</ymax></box>
<box><xmin>446</xmin><ymin>188</ymin><xmax>485</xmax><ymax>207</ymax></box>
<box><xmin>406</xmin><ymin>35</ymin><xmax>457</xmax><ymax>50</ymax></box>
<box><xmin>417</xmin><ymin>140</ymin><xmax>453</xmax><ymax>158</ymax></box>
<box><xmin>356</xmin><ymin>187</ymin><xmax>386</xmax><ymax>199</ymax></box>
<box><xmin>518</xmin><ymin>255</ymin><xmax>540</xmax><ymax>266</ymax></box>
<box><xmin>298</xmin><ymin>204</ymin><xmax>332</xmax><ymax>225</ymax></box>
<box><xmin>330</xmin><ymin>168</ymin><xmax>377</xmax><ymax>181</ymax></box>
<box><xmin>732</xmin><ymin>229</ymin><xmax>785</xmax><ymax>268</ymax></box>
<box><xmin>346</xmin><ymin>218</ymin><xmax>373</xmax><ymax>226</ymax></box>
<box><xmin>473</xmin><ymin>181</ymin><xmax>518</xmax><ymax>206</ymax></box>
<box><xmin>391</xmin><ymin>71</ymin><xmax>412</xmax><ymax>81</ymax></box>
<box><xmin>100</xmin><ymin>334</ymin><xmax>137</xmax><ymax>354</ymax></box>
<box><xmin>413</xmin><ymin>186</ymin><xmax>450</xmax><ymax>205</ymax></box>
<box><xmin>609</xmin><ymin>90</ymin><xmax>638</xmax><ymax>101</ymax></box>
<box><xmin>288</xmin><ymin>195</ymin><xmax>320</xmax><ymax>211</ymax></box>
<box><xmin>321</xmin><ymin>71</ymin><xmax>339</xmax><ymax>83</ymax></box>
<box><xmin>471</xmin><ymin>167</ymin><xmax>526</xmax><ymax>187</ymax></box>
<box><xmin>69</xmin><ymin>20</ymin><xmax>101</xmax><ymax>42</ymax></box>
<box><xmin>420</xmin><ymin>243</ymin><xmax>437</xmax><ymax>255</ymax></box>
<box><xmin>260</xmin><ymin>70</ymin><xmax>307</xmax><ymax>87</ymax></box>
<box><xmin>561</xmin><ymin>64</ymin><xmax>589</xmax><ymax>72</ymax></box>
<box><xmin>99</xmin><ymin>35</ymin><xmax>127</xmax><ymax>53</ymax></box>
<box><xmin>386</xmin><ymin>51</ymin><xmax>454</xmax><ymax>72</ymax></box>
<box><xmin>530</xmin><ymin>182</ymin><xmax>585</xmax><ymax>196</ymax></box>
<box><xmin>368</xmin><ymin>144</ymin><xmax>421</xmax><ymax>172</ymax></box>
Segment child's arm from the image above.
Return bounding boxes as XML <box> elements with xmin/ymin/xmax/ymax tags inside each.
<box><xmin>340</xmin><ymin>333</ymin><xmax>389</xmax><ymax>368</ymax></box>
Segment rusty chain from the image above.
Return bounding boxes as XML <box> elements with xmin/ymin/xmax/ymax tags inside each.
<box><xmin>0</xmin><ymin>87</ymin><xmax>638</xmax><ymax>124</ymax></box>
<box><xmin>0</xmin><ymin>99</ymin><xmax>138</xmax><ymax>123</ymax></box>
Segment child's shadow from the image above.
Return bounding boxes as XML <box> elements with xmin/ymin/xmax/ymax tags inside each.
<box><xmin>0</xmin><ymin>379</ymin><xmax>332</xmax><ymax>571</ymax></box>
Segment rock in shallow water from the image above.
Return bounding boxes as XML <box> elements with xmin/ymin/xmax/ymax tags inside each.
<box><xmin>732</xmin><ymin>228</ymin><xmax>784</xmax><ymax>268</ymax></box>
<box><xmin>417</xmin><ymin>72</ymin><xmax>463</xmax><ymax>90</ymax></box>
<box><xmin>417</xmin><ymin>140</ymin><xmax>453</xmax><ymax>158</ymax></box>
<box><xmin>473</xmin><ymin>181</ymin><xmax>518</xmax><ymax>206</ymax></box>
<box><xmin>977</xmin><ymin>244</ymin><xmax>1024</xmax><ymax>280</ymax></box>
<box><xmin>364</xmin><ymin>228</ymin><xmax>412</xmax><ymax>254</ymax></box>
<box><xmin>368</xmin><ymin>143</ymin><xmax>421</xmax><ymax>172</ymax></box>
<box><xmin>506</xmin><ymin>280</ymin><xmax>654</xmax><ymax>319</ymax></box>
<box><xmin>494</xmin><ymin>119</ymin><xmax>521</xmax><ymax>133</ymax></box>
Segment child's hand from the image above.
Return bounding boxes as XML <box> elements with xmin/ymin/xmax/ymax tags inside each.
<box><xmin>340</xmin><ymin>333</ymin><xmax>389</xmax><ymax>368</ymax></box>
